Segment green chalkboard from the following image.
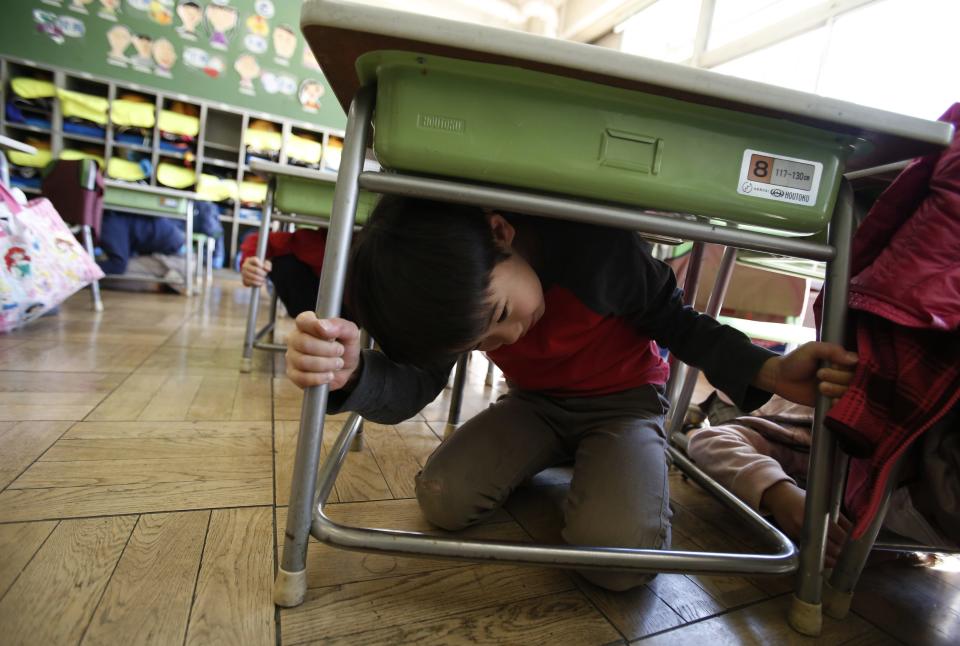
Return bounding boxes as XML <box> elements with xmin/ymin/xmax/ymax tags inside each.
<box><xmin>0</xmin><ymin>0</ymin><xmax>345</xmax><ymax>129</ymax></box>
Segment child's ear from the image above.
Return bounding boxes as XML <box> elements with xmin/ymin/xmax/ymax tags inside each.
<box><xmin>486</xmin><ymin>213</ymin><xmax>516</xmax><ymax>249</ymax></box>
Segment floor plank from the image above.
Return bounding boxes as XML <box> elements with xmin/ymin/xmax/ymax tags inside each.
<box><xmin>362</xmin><ymin>422</ymin><xmax>424</xmax><ymax>499</ymax></box>
<box><xmin>307</xmin><ymin>590</ymin><xmax>624</xmax><ymax>646</ymax></box>
<box><xmin>634</xmin><ymin>594</ymin><xmax>886</xmax><ymax>645</ymax></box>
<box><xmin>0</xmin><ymin>420</ymin><xmax>73</xmax><ymax>488</ymax></box>
<box><xmin>83</xmin><ymin>511</ymin><xmax>209</xmax><ymax>645</ymax></box>
<box><xmin>0</xmin><ymin>372</ymin><xmax>125</xmax><ymax>421</ymax></box>
<box><xmin>280</xmin><ymin>563</ymin><xmax>575</xmax><ymax>645</ymax></box>
<box><xmin>0</xmin><ymin>515</ymin><xmax>137</xmax><ymax>646</ymax></box>
<box><xmin>0</xmin><ymin>520</ymin><xmax>58</xmax><ymax>597</ymax></box>
<box><xmin>185</xmin><ymin>507</ymin><xmax>276</xmax><ymax>646</ymax></box>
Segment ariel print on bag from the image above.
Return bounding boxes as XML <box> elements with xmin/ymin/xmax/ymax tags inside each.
<box><xmin>4</xmin><ymin>247</ymin><xmax>31</xmax><ymax>279</ymax></box>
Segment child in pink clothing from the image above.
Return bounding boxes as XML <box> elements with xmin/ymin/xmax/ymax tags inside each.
<box><xmin>687</xmin><ymin>395</ymin><xmax>952</xmax><ymax>564</ymax></box>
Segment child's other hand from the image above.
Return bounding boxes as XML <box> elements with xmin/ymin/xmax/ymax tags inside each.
<box><xmin>241</xmin><ymin>257</ymin><xmax>272</xmax><ymax>287</ymax></box>
<box><xmin>759</xmin><ymin>342</ymin><xmax>858</xmax><ymax>407</ymax></box>
<box><xmin>761</xmin><ymin>480</ymin><xmax>850</xmax><ymax>567</ymax></box>
<box><xmin>286</xmin><ymin>312</ymin><xmax>361</xmax><ymax>391</ymax></box>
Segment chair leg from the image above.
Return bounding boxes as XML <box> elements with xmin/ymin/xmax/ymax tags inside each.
<box><xmin>445</xmin><ymin>353</ymin><xmax>469</xmax><ymax>438</ymax></box>
<box><xmin>275</xmin><ymin>86</ymin><xmax>374</xmax><ymax>608</ymax></box>
<box><xmin>665</xmin><ymin>245</ymin><xmax>737</xmax><ymax>441</ymax></box>
<box><xmin>81</xmin><ymin>225</ymin><xmax>103</xmax><ymax>312</ymax></box>
<box><xmin>790</xmin><ymin>181</ymin><xmax>855</xmax><ymax>637</ymax></box>
<box><xmin>665</xmin><ymin>242</ymin><xmax>705</xmax><ymax>404</ymax></box>
<box><xmin>240</xmin><ymin>184</ymin><xmax>275</xmax><ymax>373</ymax></box>
<box><xmin>205</xmin><ymin>237</ymin><xmax>215</xmax><ymax>283</ymax></box>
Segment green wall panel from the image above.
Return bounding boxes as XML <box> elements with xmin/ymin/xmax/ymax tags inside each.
<box><xmin>1</xmin><ymin>0</ymin><xmax>345</xmax><ymax>129</ymax></box>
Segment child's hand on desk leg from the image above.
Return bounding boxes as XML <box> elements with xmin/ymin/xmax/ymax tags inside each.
<box><xmin>286</xmin><ymin>312</ymin><xmax>361</xmax><ymax>390</ymax></box>
<box><xmin>755</xmin><ymin>341</ymin><xmax>859</xmax><ymax>407</ymax></box>
<box><xmin>241</xmin><ymin>257</ymin><xmax>272</xmax><ymax>288</ymax></box>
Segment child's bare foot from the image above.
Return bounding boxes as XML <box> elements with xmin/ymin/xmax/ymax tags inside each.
<box><xmin>762</xmin><ymin>480</ymin><xmax>850</xmax><ymax>567</ymax></box>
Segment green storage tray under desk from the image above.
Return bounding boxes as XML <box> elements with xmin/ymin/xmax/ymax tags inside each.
<box><xmin>360</xmin><ymin>51</ymin><xmax>860</xmax><ymax>235</ymax></box>
<box><xmin>274</xmin><ymin>174</ymin><xmax>378</xmax><ymax>224</ymax></box>
<box><xmin>104</xmin><ymin>184</ymin><xmax>193</xmax><ymax>218</ymax></box>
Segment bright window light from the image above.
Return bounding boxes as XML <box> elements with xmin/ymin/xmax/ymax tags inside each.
<box><xmin>709</xmin><ymin>0</ymin><xmax>824</xmax><ymax>49</ymax></box>
<box><xmin>618</xmin><ymin>0</ymin><xmax>703</xmax><ymax>63</ymax></box>
<box><xmin>711</xmin><ymin>0</ymin><xmax>959</xmax><ymax>119</ymax></box>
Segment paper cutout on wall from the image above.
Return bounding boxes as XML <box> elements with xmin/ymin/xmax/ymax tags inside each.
<box><xmin>98</xmin><ymin>0</ymin><xmax>121</xmax><ymax>20</ymax></box>
<box><xmin>41</xmin><ymin>1</ymin><xmax>65</xmax><ymax>8</ymax></box>
<box><xmin>298</xmin><ymin>79</ymin><xmax>324</xmax><ymax>113</ymax></box>
<box><xmin>69</xmin><ymin>0</ymin><xmax>93</xmax><ymax>14</ymax></box>
<box><xmin>254</xmin><ymin>0</ymin><xmax>274</xmax><ymax>19</ymax></box>
<box><xmin>148</xmin><ymin>0</ymin><xmax>173</xmax><ymax>25</ymax></box>
<box><xmin>246</xmin><ymin>14</ymin><xmax>268</xmax><ymax>37</ymax></box>
<box><xmin>57</xmin><ymin>15</ymin><xmax>86</xmax><ymax>38</ymax></box>
<box><xmin>302</xmin><ymin>46</ymin><xmax>320</xmax><ymax>70</ymax></box>
<box><xmin>204</xmin><ymin>2</ymin><xmax>237</xmax><ymax>51</ymax></box>
<box><xmin>152</xmin><ymin>37</ymin><xmax>176</xmax><ymax>77</ymax></box>
<box><xmin>175</xmin><ymin>1</ymin><xmax>200</xmax><ymax>39</ymax></box>
<box><xmin>234</xmin><ymin>54</ymin><xmax>261</xmax><ymax>96</ymax></box>
<box><xmin>131</xmin><ymin>33</ymin><xmax>154</xmax><ymax>71</ymax></box>
<box><xmin>126</xmin><ymin>0</ymin><xmax>149</xmax><ymax>10</ymax></box>
<box><xmin>34</xmin><ymin>10</ymin><xmax>66</xmax><ymax>44</ymax></box>
<box><xmin>106</xmin><ymin>23</ymin><xmax>132</xmax><ymax>64</ymax></box>
<box><xmin>272</xmin><ymin>24</ymin><xmax>296</xmax><ymax>66</ymax></box>
<box><xmin>183</xmin><ymin>46</ymin><xmax>224</xmax><ymax>78</ymax></box>
<box><xmin>244</xmin><ymin>34</ymin><xmax>267</xmax><ymax>54</ymax></box>
<box><xmin>260</xmin><ymin>71</ymin><xmax>296</xmax><ymax>96</ymax></box>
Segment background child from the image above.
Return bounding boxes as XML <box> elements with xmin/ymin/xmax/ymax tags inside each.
<box><xmin>285</xmin><ymin>196</ymin><xmax>857</xmax><ymax>591</ymax></box>
<box><xmin>688</xmin><ymin>394</ymin><xmax>957</xmax><ymax>563</ymax></box>
<box><xmin>239</xmin><ymin>227</ymin><xmax>326</xmax><ymax>316</ymax></box>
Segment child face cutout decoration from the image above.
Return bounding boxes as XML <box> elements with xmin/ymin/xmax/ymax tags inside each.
<box><xmin>205</xmin><ymin>4</ymin><xmax>238</xmax><ymax>48</ymax></box>
<box><xmin>272</xmin><ymin>26</ymin><xmax>296</xmax><ymax>60</ymax></box>
<box><xmin>176</xmin><ymin>1</ymin><xmax>201</xmax><ymax>34</ymax></box>
<box><xmin>107</xmin><ymin>24</ymin><xmax>132</xmax><ymax>58</ymax></box>
<box><xmin>152</xmin><ymin>38</ymin><xmax>177</xmax><ymax>71</ymax></box>
<box><xmin>234</xmin><ymin>54</ymin><xmax>260</xmax><ymax>89</ymax></box>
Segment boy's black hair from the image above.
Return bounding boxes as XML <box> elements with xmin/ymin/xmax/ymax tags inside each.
<box><xmin>346</xmin><ymin>195</ymin><xmax>509</xmax><ymax>365</ymax></box>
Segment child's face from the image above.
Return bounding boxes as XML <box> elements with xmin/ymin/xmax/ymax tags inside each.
<box><xmin>473</xmin><ymin>224</ymin><xmax>545</xmax><ymax>352</ymax></box>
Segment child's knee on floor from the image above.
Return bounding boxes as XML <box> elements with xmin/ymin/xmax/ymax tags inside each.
<box><xmin>414</xmin><ymin>468</ymin><xmax>493</xmax><ymax>531</ymax></box>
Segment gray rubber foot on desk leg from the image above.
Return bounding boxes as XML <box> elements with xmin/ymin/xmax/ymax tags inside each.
<box><xmin>240</xmin><ymin>357</ymin><xmax>253</xmax><ymax>373</ymax></box>
<box><xmin>274</xmin><ymin>567</ymin><xmax>307</xmax><ymax>607</ymax></box>
<box><xmin>788</xmin><ymin>594</ymin><xmax>823</xmax><ymax>636</ymax></box>
<box><xmin>822</xmin><ymin>580</ymin><xmax>853</xmax><ymax>619</ymax></box>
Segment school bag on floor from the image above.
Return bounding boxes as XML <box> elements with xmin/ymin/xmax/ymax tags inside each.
<box><xmin>0</xmin><ymin>183</ymin><xmax>104</xmax><ymax>332</ymax></box>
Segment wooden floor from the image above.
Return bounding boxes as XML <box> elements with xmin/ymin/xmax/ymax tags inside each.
<box><xmin>1</xmin><ymin>274</ymin><xmax>957</xmax><ymax>645</ymax></box>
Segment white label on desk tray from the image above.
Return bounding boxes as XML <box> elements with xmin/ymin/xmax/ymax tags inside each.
<box><xmin>737</xmin><ymin>149</ymin><xmax>822</xmax><ymax>206</ymax></box>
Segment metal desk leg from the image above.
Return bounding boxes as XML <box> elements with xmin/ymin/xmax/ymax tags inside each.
<box><xmin>445</xmin><ymin>353</ymin><xmax>469</xmax><ymax>438</ymax></box>
<box><xmin>184</xmin><ymin>200</ymin><xmax>194</xmax><ymax>296</ymax></box>
<box><xmin>240</xmin><ymin>183</ymin><xmax>275</xmax><ymax>373</ymax></box>
<box><xmin>81</xmin><ymin>224</ymin><xmax>103</xmax><ymax>312</ymax></box>
<box><xmin>823</xmin><ymin>454</ymin><xmax>905</xmax><ymax>620</ymax></box>
<box><xmin>274</xmin><ymin>86</ymin><xmax>374</xmax><ymax>608</ymax></box>
<box><xmin>665</xmin><ymin>242</ymin><xmax>705</xmax><ymax>400</ymax></box>
<box><xmin>789</xmin><ymin>180</ymin><xmax>854</xmax><ymax>636</ymax></box>
<box><xmin>665</xmin><ymin>245</ymin><xmax>737</xmax><ymax>440</ymax></box>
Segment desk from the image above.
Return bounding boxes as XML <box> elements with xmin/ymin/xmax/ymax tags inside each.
<box><xmin>102</xmin><ymin>181</ymin><xmax>199</xmax><ymax>295</ymax></box>
<box><xmin>0</xmin><ymin>135</ymin><xmax>38</xmax><ymax>189</ymax></box>
<box><xmin>280</xmin><ymin>1</ymin><xmax>954</xmax><ymax>632</ymax></box>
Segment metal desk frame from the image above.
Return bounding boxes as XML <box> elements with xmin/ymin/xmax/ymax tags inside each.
<box><xmin>277</xmin><ymin>2</ymin><xmax>954</xmax><ymax>637</ymax></box>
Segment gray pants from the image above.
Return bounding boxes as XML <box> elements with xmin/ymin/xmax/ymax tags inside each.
<box><xmin>415</xmin><ymin>385</ymin><xmax>672</xmax><ymax>591</ymax></box>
